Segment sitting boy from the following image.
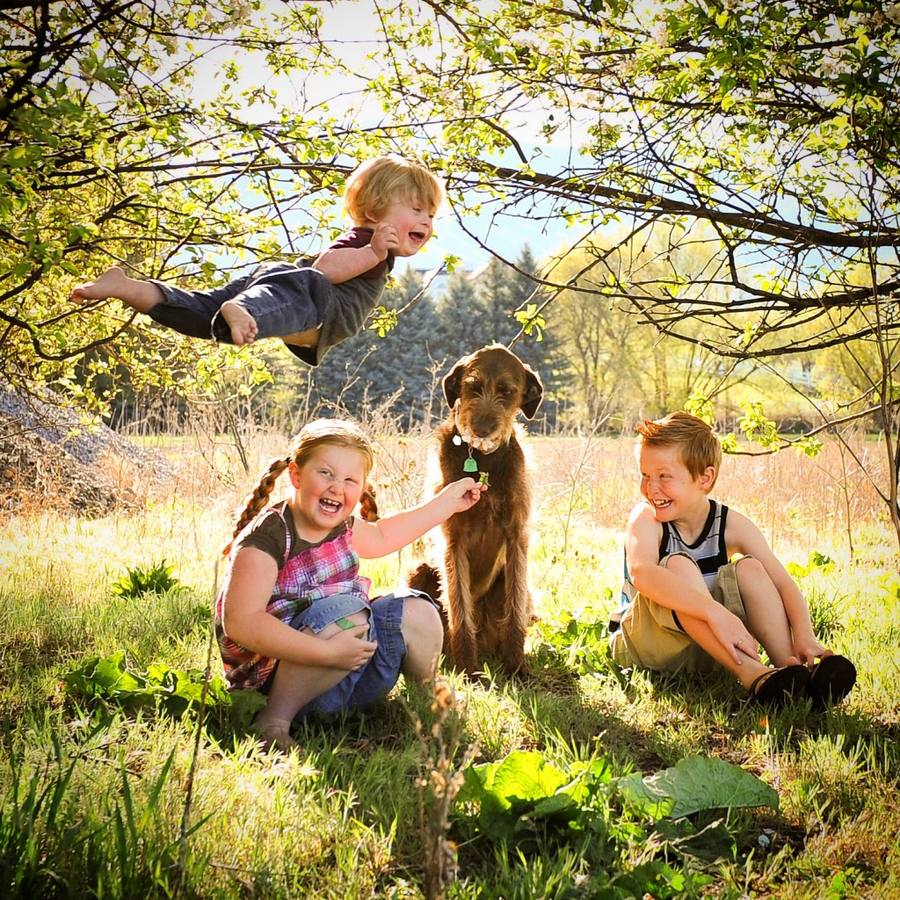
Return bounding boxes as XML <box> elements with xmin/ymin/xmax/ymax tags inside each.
<box><xmin>610</xmin><ymin>411</ymin><xmax>855</xmax><ymax>708</ymax></box>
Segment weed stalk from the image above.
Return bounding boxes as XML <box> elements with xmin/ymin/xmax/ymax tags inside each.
<box><xmin>407</xmin><ymin>677</ymin><xmax>479</xmax><ymax>900</ymax></box>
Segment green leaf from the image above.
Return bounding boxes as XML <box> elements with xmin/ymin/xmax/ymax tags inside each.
<box><xmin>514</xmin><ymin>303</ymin><xmax>546</xmax><ymax>340</ymax></box>
<box><xmin>465</xmin><ymin>751</ymin><xmax>569</xmax><ymax>811</ymax></box>
<box><xmin>794</xmin><ymin>435</ymin><xmax>823</xmax><ymax>458</ymax></box>
<box><xmin>63</xmin><ymin>653</ymin><xmax>232</xmax><ymax>719</ymax></box>
<box><xmin>111</xmin><ymin>560</ymin><xmax>182</xmax><ymax>599</ymax></box>
<box><xmin>368</xmin><ymin>305</ymin><xmax>399</xmax><ymax>337</ymax></box>
<box><xmin>618</xmin><ymin>757</ymin><xmax>778</xmax><ymax>820</ymax></box>
<box><xmin>650</xmin><ymin>817</ymin><xmax>736</xmax><ymax>863</ymax></box>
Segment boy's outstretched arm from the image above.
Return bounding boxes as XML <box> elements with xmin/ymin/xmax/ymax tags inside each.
<box><xmin>351</xmin><ymin>477</ymin><xmax>486</xmax><ymax>558</ymax></box>
<box><xmin>727</xmin><ymin>511</ymin><xmax>830</xmax><ymax>665</ymax></box>
<box><xmin>314</xmin><ymin>223</ymin><xmax>397</xmax><ymax>284</ymax></box>
<box><xmin>626</xmin><ymin>504</ymin><xmax>759</xmax><ymax>664</ymax></box>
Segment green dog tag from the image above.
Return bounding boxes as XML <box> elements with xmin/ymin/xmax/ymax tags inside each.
<box><xmin>463</xmin><ymin>456</ymin><xmax>478</xmax><ymax>473</ymax></box>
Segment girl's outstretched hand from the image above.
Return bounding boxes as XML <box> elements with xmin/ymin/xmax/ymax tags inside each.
<box><xmin>443</xmin><ymin>476</ymin><xmax>488</xmax><ymax>514</ymax></box>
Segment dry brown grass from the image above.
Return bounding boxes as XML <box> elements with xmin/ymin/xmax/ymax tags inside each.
<box><xmin>135</xmin><ymin>423</ymin><xmax>895</xmax><ymax>570</ymax></box>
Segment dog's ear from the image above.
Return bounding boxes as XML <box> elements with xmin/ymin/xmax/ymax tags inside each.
<box><xmin>520</xmin><ymin>364</ymin><xmax>544</xmax><ymax>419</ymax></box>
<box><xmin>442</xmin><ymin>358</ymin><xmax>468</xmax><ymax>408</ymax></box>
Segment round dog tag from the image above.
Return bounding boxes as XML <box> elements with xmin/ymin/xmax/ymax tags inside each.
<box><xmin>452</xmin><ymin>434</ymin><xmax>463</xmax><ymax>446</ymax></box>
<box><xmin>463</xmin><ymin>456</ymin><xmax>478</xmax><ymax>473</ymax></box>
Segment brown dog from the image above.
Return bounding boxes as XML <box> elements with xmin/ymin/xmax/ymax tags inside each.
<box><xmin>408</xmin><ymin>344</ymin><xmax>543</xmax><ymax>677</ymax></box>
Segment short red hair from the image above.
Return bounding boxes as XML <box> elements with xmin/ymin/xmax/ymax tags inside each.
<box><xmin>636</xmin><ymin>411</ymin><xmax>721</xmax><ymax>486</ymax></box>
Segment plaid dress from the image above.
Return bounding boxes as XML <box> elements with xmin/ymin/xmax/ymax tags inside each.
<box><xmin>215</xmin><ymin>505</ymin><xmax>371</xmax><ymax>690</ymax></box>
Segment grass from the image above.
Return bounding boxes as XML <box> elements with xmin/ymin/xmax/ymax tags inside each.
<box><xmin>0</xmin><ymin>431</ymin><xmax>897</xmax><ymax>897</ymax></box>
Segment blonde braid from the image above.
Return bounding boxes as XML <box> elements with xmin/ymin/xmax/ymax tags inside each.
<box><xmin>221</xmin><ymin>456</ymin><xmax>290</xmax><ymax>557</ymax></box>
<box><xmin>359</xmin><ymin>481</ymin><xmax>379</xmax><ymax>521</ymax></box>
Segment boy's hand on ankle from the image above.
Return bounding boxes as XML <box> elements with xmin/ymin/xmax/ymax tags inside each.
<box><xmin>708</xmin><ymin>605</ymin><xmax>760</xmax><ymax>665</ymax></box>
<box><xmin>792</xmin><ymin>635</ymin><xmax>830</xmax><ymax>667</ymax></box>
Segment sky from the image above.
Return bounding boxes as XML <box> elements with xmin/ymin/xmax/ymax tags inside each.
<box><xmin>193</xmin><ymin>1</ymin><xmax>579</xmax><ymax>274</ymax></box>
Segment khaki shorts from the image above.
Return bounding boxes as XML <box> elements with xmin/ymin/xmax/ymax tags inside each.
<box><xmin>610</xmin><ymin>553</ymin><xmax>747</xmax><ymax>673</ymax></box>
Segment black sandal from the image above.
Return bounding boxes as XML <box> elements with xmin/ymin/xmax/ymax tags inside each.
<box><xmin>809</xmin><ymin>654</ymin><xmax>856</xmax><ymax>710</ymax></box>
<box><xmin>748</xmin><ymin>664</ymin><xmax>811</xmax><ymax>708</ymax></box>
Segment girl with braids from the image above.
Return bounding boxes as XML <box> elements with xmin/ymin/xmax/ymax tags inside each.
<box><xmin>215</xmin><ymin>418</ymin><xmax>486</xmax><ymax>750</ymax></box>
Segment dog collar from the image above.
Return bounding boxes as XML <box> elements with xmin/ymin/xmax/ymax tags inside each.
<box><xmin>451</xmin><ymin>433</ymin><xmax>489</xmax><ymax>484</ymax></box>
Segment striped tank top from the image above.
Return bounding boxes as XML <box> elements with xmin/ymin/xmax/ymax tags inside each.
<box><xmin>620</xmin><ymin>500</ymin><xmax>730</xmax><ymax>610</ymax></box>
<box><xmin>659</xmin><ymin>499</ymin><xmax>729</xmax><ymax>589</ymax></box>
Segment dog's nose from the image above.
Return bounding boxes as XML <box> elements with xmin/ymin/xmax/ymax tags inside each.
<box><xmin>472</xmin><ymin>420</ymin><xmax>496</xmax><ymax>438</ymax></box>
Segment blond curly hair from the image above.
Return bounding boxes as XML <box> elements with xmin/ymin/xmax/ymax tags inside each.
<box><xmin>343</xmin><ymin>155</ymin><xmax>445</xmax><ymax>224</ymax></box>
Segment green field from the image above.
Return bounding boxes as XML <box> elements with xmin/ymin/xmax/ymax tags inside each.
<box><xmin>1</xmin><ymin>432</ymin><xmax>897</xmax><ymax>898</ymax></box>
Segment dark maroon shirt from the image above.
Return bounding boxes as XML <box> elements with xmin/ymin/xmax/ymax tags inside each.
<box><xmin>328</xmin><ymin>227</ymin><xmax>395</xmax><ymax>279</ymax></box>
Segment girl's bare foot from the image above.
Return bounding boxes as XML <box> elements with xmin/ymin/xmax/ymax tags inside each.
<box><xmin>220</xmin><ymin>299</ymin><xmax>259</xmax><ymax>345</ymax></box>
<box><xmin>252</xmin><ymin>717</ymin><xmax>298</xmax><ymax>751</ymax></box>
<box><xmin>70</xmin><ymin>266</ymin><xmax>161</xmax><ymax>313</ymax></box>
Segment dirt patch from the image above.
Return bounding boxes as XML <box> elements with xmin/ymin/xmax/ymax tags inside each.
<box><xmin>0</xmin><ymin>389</ymin><xmax>174</xmax><ymax>517</ymax></box>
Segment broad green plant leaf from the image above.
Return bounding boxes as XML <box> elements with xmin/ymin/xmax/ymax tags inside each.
<box><xmin>63</xmin><ymin>653</ymin><xmax>231</xmax><ymax>719</ymax></box>
<box><xmin>457</xmin><ymin>751</ymin><xmax>610</xmax><ymax>843</ymax></box>
<box><xmin>617</xmin><ymin>757</ymin><xmax>778</xmax><ymax>820</ymax></box>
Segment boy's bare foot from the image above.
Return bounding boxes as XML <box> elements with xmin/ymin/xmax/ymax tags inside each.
<box><xmin>220</xmin><ymin>299</ymin><xmax>258</xmax><ymax>345</ymax></box>
<box><xmin>70</xmin><ymin>266</ymin><xmax>161</xmax><ymax>313</ymax></box>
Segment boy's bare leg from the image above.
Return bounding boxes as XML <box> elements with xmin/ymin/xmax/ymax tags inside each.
<box><xmin>70</xmin><ymin>266</ymin><xmax>163</xmax><ymax>313</ymax></box>
<box><xmin>665</xmin><ymin>555</ymin><xmax>772</xmax><ymax>690</ymax></box>
<box><xmin>733</xmin><ymin>556</ymin><xmax>799</xmax><ymax>667</ymax></box>
<box><xmin>219</xmin><ymin>299</ymin><xmax>258</xmax><ymax>346</ymax></box>
<box><xmin>676</xmin><ymin>612</ymin><xmax>771</xmax><ymax>689</ymax></box>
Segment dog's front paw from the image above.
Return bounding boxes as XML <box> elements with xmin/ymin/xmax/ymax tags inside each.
<box><xmin>508</xmin><ymin>663</ymin><xmax>534</xmax><ymax>684</ymax></box>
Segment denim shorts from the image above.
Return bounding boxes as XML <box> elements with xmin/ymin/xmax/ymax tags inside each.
<box><xmin>290</xmin><ymin>593</ymin><xmax>371</xmax><ymax>639</ymax></box>
<box><xmin>282</xmin><ymin>589</ymin><xmax>431</xmax><ymax>719</ymax></box>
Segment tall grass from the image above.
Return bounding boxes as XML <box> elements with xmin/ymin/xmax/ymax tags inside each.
<box><xmin>0</xmin><ymin>419</ymin><xmax>897</xmax><ymax>897</ymax></box>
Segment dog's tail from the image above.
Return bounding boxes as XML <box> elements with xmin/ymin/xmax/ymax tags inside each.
<box><xmin>407</xmin><ymin>562</ymin><xmax>441</xmax><ymax>600</ymax></box>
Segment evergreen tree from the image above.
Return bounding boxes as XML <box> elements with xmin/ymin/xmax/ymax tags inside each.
<box><xmin>308</xmin><ymin>267</ymin><xmax>444</xmax><ymax>426</ymax></box>
<box><xmin>473</xmin><ymin>248</ymin><xmax>568</xmax><ymax>426</ymax></box>
<box><xmin>431</xmin><ymin>270</ymin><xmax>483</xmax><ymax>367</ymax></box>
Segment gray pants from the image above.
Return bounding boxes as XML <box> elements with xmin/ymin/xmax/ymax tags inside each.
<box><xmin>147</xmin><ymin>261</ymin><xmax>331</xmax><ymax>343</ymax></box>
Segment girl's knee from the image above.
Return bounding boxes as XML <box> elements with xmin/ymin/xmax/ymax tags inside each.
<box><xmin>401</xmin><ymin>598</ymin><xmax>443</xmax><ymax>681</ymax></box>
<box><xmin>401</xmin><ymin>597</ymin><xmax>443</xmax><ymax>642</ymax></box>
